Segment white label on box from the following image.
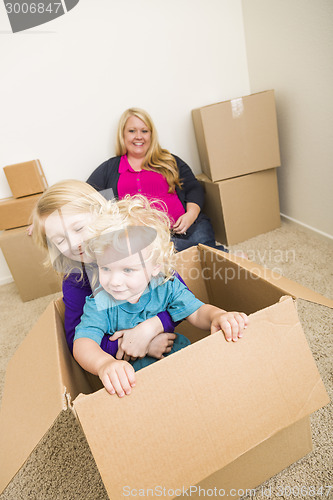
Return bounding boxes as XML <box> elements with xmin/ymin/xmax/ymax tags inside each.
<box><xmin>231</xmin><ymin>97</ymin><xmax>244</xmax><ymax>118</ymax></box>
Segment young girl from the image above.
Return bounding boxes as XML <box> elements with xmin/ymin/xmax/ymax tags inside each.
<box><xmin>32</xmin><ymin>180</ymin><xmax>182</xmax><ymax>362</ymax></box>
<box><xmin>73</xmin><ymin>195</ymin><xmax>248</xmax><ymax>398</ymax></box>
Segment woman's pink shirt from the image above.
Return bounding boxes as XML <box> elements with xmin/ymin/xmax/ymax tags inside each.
<box><xmin>117</xmin><ymin>155</ymin><xmax>185</xmax><ymax>224</ymax></box>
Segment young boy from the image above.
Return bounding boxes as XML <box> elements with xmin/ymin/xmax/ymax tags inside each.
<box><xmin>73</xmin><ymin>196</ymin><xmax>248</xmax><ymax>397</ymax></box>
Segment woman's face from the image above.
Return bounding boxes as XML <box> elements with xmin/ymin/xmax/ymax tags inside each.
<box><xmin>123</xmin><ymin>115</ymin><xmax>151</xmax><ymax>160</ymax></box>
<box><xmin>44</xmin><ymin>209</ymin><xmax>94</xmax><ymax>263</ymax></box>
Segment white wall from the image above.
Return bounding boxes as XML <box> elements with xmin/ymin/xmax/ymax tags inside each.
<box><xmin>242</xmin><ymin>0</ymin><xmax>333</xmax><ymax>238</ymax></box>
<box><xmin>0</xmin><ymin>0</ymin><xmax>250</xmax><ymax>284</ymax></box>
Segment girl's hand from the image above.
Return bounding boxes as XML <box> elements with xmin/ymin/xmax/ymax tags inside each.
<box><xmin>111</xmin><ymin>316</ymin><xmax>164</xmax><ymax>361</ymax></box>
<box><xmin>147</xmin><ymin>332</ymin><xmax>176</xmax><ymax>359</ymax></box>
<box><xmin>211</xmin><ymin>311</ymin><xmax>248</xmax><ymax>342</ymax></box>
<box><xmin>98</xmin><ymin>358</ymin><xmax>135</xmax><ymax>397</ymax></box>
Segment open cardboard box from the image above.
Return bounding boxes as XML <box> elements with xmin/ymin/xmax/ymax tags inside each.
<box><xmin>0</xmin><ymin>245</ymin><xmax>331</xmax><ymax>499</ymax></box>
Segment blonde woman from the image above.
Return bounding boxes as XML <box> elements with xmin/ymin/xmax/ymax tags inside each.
<box><xmin>87</xmin><ymin>108</ymin><xmax>227</xmax><ymax>252</ymax></box>
<box><xmin>74</xmin><ymin>195</ymin><xmax>248</xmax><ymax>397</ymax></box>
<box><xmin>32</xmin><ymin>180</ymin><xmax>180</xmax><ymax>361</ymax></box>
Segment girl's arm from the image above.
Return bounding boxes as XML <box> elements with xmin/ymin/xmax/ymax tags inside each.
<box><xmin>63</xmin><ymin>272</ymin><xmax>119</xmax><ymax>357</ymax></box>
<box><xmin>157</xmin><ymin>272</ymin><xmax>186</xmax><ymax>332</ymax></box>
<box><xmin>73</xmin><ymin>338</ymin><xmax>135</xmax><ymax>397</ymax></box>
<box><xmin>187</xmin><ymin>304</ymin><xmax>248</xmax><ymax>342</ymax></box>
<box><xmin>62</xmin><ymin>272</ymin><xmax>93</xmax><ymax>354</ymax></box>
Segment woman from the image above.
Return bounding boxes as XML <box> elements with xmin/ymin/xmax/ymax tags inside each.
<box><xmin>32</xmin><ymin>179</ymin><xmax>179</xmax><ymax>363</ymax></box>
<box><xmin>87</xmin><ymin>108</ymin><xmax>227</xmax><ymax>252</ymax></box>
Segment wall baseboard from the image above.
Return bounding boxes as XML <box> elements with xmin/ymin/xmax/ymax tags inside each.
<box><xmin>280</xmin><ymin>213</ymin><xmax>333</xmax><ymax>241</ymax></box>
<box><xmin>0</xmin><ymin>276</ymin><xmax>14</xmax><ymax>286</ymax></box>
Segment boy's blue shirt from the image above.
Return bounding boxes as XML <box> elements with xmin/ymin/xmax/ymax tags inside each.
<box><xmin>74</xmin><ymin>275</ymin><xmax>204</xmax><ymax>345</ymax></box>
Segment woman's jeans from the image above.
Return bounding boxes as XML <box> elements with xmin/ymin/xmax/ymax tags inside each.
<box><xmin>171</xmin><ymin>213</ymin><xmax>228</xmax><ymax>253</ymax></box>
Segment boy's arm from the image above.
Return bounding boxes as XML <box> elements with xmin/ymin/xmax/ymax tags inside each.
<box><xmin>73</xmin><ymin>338</ymin><xmax>135</xmax><ymax>397</ymax></box>
<box><xmin>187</xmin><ymin>304</ymin><xmax>248</xmax><ymax>342</ymax></box>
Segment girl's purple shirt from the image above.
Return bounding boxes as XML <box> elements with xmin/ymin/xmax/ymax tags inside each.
<box><xmin>62</xmin><ymin>268</ymin><xmax>183</xmax><ymax>356</ymax></box>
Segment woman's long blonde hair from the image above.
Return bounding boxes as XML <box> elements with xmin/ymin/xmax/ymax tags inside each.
<box><xmin>32</xmin><ymin>179</ymin><xmax>108</xmax><ymax>276</ymax></box>
<box><xmin>116</xmin><ymin>108</ymin><xmax>183</xmax><ymax>193</ymax></box>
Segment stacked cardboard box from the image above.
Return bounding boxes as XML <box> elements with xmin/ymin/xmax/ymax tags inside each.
<box><xmin>192</xmin><ymin>90</ymin><xmax>281</xmax><ymax>245</ymax></box>
<box><xmin>0</xmin><ymin>159</ymin><xmax>47</xmax><ymax>230</ymax></box>
<box><xmin>0</xmin><ymin>160</ymin><xmax>61</xmax><ymax>301</ymax></box>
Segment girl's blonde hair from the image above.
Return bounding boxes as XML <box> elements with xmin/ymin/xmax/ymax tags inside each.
<box><xmin>32</xmin><ymin>179</ymin><xmax>108</xmax><ymax>275</ymax></box>
<box><xmin>88</xmin><ymin>195</ymin><xmax>175</xmax><ymax>280</ymax></box>
<box><xmin>115</xmin><ymin>108</ymin><xmax>183</xmax><ymax>193</ymax></box>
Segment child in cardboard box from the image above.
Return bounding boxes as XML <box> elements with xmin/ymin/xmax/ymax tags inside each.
<box><xmin>73</xmin><ymin>195</ymin><xmax>248</xmax><ymax>397</ymax></box>
<box><xmin>32</xmin><ymin>180</ymin><xmax>181</xmax><ymax>363</ymax></box>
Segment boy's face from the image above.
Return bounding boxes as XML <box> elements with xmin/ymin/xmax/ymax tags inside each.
<box><xmin>44</xmin><ymin>210</ymin><xmax>94</xmax><ymax>263</ymax></box>
<box><xmin>97</xmin><ymin>246</ymin><xmax>160</xmax><ymax>304</ymax></box>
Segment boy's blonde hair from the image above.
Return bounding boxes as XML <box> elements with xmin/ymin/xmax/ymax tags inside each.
<box><xmin>116</xmin><ymin>107</ymin><xmax>183</xmax><ymax>193</ymax></box>
<box><xmin>88</xmin><ymin>195</ymin><xmax>175</xmax><ymax>280</ymax></box>
<box><xmin>32</xmin><ymin>179</ymin><xmax>109</xmax><ymax>275</ymax></box>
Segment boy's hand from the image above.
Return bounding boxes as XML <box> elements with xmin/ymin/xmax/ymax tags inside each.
<box><xmin>98</xmin><ymin>358</ymin><xmax>135</xmax><ymax>397</ymax></box>
<box><xmin>211</xmin><ymin>311</ymin><xmax>248</xmax><ymax>342</ymax></box>
<box><xmin>147</xmin><ymin>332</ymin><xmax>176</xmax><ymax>359</ymax></box>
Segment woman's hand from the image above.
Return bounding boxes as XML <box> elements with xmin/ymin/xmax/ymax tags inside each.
<box><xmin>111</xmin><ymin>316</ymin><xmax>164</xmax><ymax>361</ymax></box>
<box><xmin>172</xmin><ymin>202</ymin><xmax>200</xmax><ymax>234</ymax></box>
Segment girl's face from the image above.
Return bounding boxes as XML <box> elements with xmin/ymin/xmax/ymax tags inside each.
<box><xmin>97</xmin><ymin>246</ymin><xmax>160</xmax><ymax>304</ymax></box>
<box><xmin>123</xmin><ymin>115</ymin><xmax>151</xmax><ymax>160</ymax></box>
<box><xmin>44</xmin><ymin>209</ymin><xmax>94</xmax><ymax>263</ymax></box>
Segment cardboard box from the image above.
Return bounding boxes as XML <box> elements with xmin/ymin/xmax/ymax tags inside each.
<box><xmin>0</xmin><ymin>194</ymin><xmax>41</xmax><ymax>230</ymax></box>
<box><xmin>0</xmin><ymin>227</ymin><xmax>61</xmax><ymax>301</ymax></box>
<box><xmin>3</xmin><ymin>159</ymin><xmax>48</xmax><ymax>198</ymax></box>
<box><xmin>198</xmin><ymin>168</ymin><xmax>281</xmax><ymax>246</ymax></box>
<box><xmin>192</xmin><ymin>90</ymin><xmax>281</xmax><ymax>182</ymax></box>
<box><xmin>0</xmin><ymin>245</ymin><xmax>330</xmax><ymax>498</ymax></box>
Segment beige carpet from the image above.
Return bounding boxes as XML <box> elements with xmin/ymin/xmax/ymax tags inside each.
<box><xmin>0</xmin><ymin>219</ymin><xmax>332</xmax><ymax>499</ymax></box>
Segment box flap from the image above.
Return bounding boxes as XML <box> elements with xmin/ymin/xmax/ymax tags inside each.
<box><xmin>0</xmin><ymin>299</ymin><xmax>101</xmax><ymax>494</ymax></box>
<box><xmin>0</xmin><ymin>302</ymin><xmax>66</xmax><ymax>493</ymax></box>
<box><xmin>199</xmin><ymin>245</ymin><xmax>333</xmax><ymax>308</ymax></box>
<box><xmin>73</xmin><ymin>297</ymin><xmax>329</xmax><ymax>498</ymax></box>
